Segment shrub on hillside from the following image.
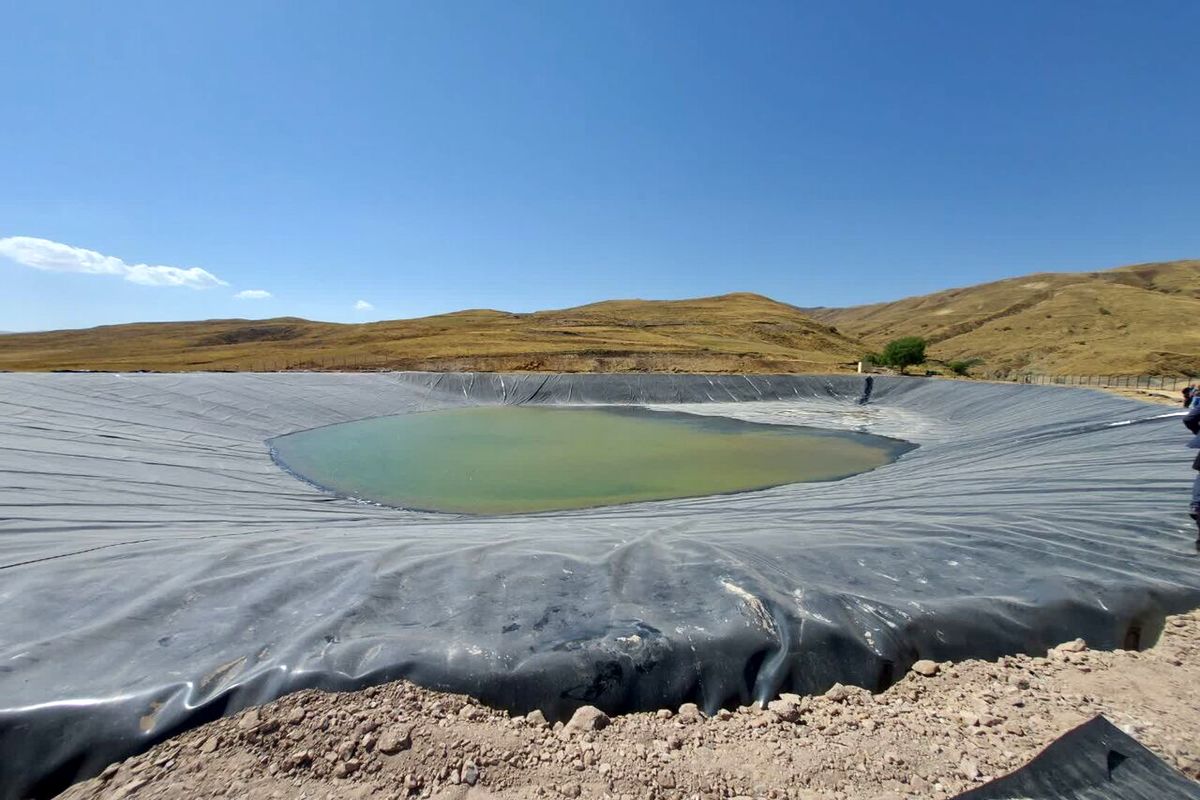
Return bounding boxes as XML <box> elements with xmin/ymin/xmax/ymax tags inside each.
<box><xmin>947</xmin><ymin>357</ymin><xmax>982</xmax><ymax>377</ymax></box>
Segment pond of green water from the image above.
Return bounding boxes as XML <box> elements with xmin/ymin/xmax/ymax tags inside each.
<box><xmin>270</xmin><ymin>406</ymin><xmax>912</xmax><ymax>514</ymax></box>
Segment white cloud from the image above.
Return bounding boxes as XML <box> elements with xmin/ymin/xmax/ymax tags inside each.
<box><xmin>354</xmin><ymin>299</ymin><xmax>374</xmax><ymax>311</ymax></box>
<box><xmin>0</xmin><ymin>236</ymin><xmax>228</xmax><ymax>289</ymax></box>
<box><xmin>234</xmin><ymin>289</ymin><xmax>272</xmax><ymax>300</ymax></box>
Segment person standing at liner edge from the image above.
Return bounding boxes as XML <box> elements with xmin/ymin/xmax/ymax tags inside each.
<box><xmin>1186</xmin><ymin>395</ymin><xmax>1200</xmax><ymax>549</ymax></box>
<box><xmin>1190</xmin><ymin>451</ymin><xmax>1200</xmax><ymax>551</ymax></box>
<box><xmin>1184</xmin><ymin>384</ymin><xmax>1195</xmax><ymax>407</ymax></box>
<box><xmin>1186</xmin><ymin>392</ymin><xmax>1200</xmax><ymax>435</ymax></box>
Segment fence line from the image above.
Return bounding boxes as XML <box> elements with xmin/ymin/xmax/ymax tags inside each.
<box><xmin>225</xmin><ymin>354</ymin><xmax>396</xmax><ymax>373</ymax></box>
<box><xmin>1017</xmin><ymin>374</ymin><xmax>1198</xmax><ymax>392</ymax></box>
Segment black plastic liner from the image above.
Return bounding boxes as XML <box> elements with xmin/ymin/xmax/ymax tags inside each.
<box><xmin>953</xmin><ymin>716</ymin><xmax>1200</xmax><ymax>799</ymax></box>
<box><xmin>2</xmin><ymin>372</ymin><xmax>1199</xmax><ymax>798</ymax></box>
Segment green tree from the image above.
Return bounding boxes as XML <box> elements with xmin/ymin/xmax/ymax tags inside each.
<box><xmin>881</xmin><ymin>337</ymin><xmax>926</xmax><ymax>374</ymax></box>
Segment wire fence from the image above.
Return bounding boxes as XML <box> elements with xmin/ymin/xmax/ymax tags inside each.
<box><xmin>1017</xmin><ymin>373</ymin><xmax>1198</xmax><ymax>391</ymax></box>
<box><xmin>216</xmin><ymin>354</ymin><xmax>400</xmax><ymax>372</ymax></box>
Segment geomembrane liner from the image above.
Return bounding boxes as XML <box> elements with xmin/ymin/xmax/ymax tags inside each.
<box><xmin>952</xmin><ymin>715</ymin><xmax>1200</xmax><ymax>799</ymax></box>
<box><xmin>1</xmin><ymin>372</ymin><xmax>1199</xmax><ymax>798</ymax></box>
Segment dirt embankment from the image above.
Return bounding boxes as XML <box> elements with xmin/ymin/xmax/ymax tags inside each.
<box><xmin>58</xmin><ymin>610</ymin><xmax>1200</xmax><ymax>800</ymax></box>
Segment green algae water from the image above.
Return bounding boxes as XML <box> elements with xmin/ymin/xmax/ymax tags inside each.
<box><xmin>270</xmin><ymin>406</ymin><xmax>912</xmax><ymax>514</ymax></box>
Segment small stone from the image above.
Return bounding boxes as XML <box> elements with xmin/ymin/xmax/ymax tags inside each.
<box><xmin>462</xmin><ymin>760</ymin><xmax>478</xmax><ymax>786</ymax></box>
<box><xmin>526</xmin><ymin>709</ymin><xmax>548</xmax><ymax>728</ymax></box>
<box><xmin>1055</xmin><ymin>638</ymin><xmax>1088</xmax><ymax>653</ymax></box>
<box><xmin>824</xmin><ymin>683</ymin><xmax>852</xmax><ymax>702</ymax></box>
<box><xmin>376</xmin><ymin>726</ymin><xmax>412</xmax><ymax>755</ymax></box>
<box><xmin>238</xmin><ymin>709</ymin><xmax>262</xmax><ymax>730</ymax></box>
<box><xmin>113</xmin><ymin>778</ymin><xmax>149</xmax><ymax>797</ymax></box>
<box><xmin>561</xmin><ymin>782</ymin><xmax>582</xmax><ymax>797</ymax></box>
<box><xmin>911</xmin><ymin>660</ymin><xmax>940</xmax><ymax>677</ymax></box>
<box><xmin>287</xmin><ymin>707</ymin><xmax>307</xmax><ymax>724</ymax></box>
<box><xmin>459</xmin><ymin>705</ymin><xmax>482</xmax><ymax>721</ymax></box>
<box><xmin>656</xmin><ymin>709</ymin><xmax>674</xmax><ymax>720</ymax></box>
<box><xmin>678</xmin><ymin>702</ymin><xmax>705</xmax><ymax>723</ymax></box>
<box><xmin>767</xmin><ymin>699</ymin><xmax>803</xmax><ymax>724</ymax></box>
<box><xmin>563</xmin><ymin>705</ymin><xmax>610</xmax><ymax>734</ymax></box>
<box><xmin>198</xmin><ymin>736</ymin><xmax>219</xmax><ymax>754</ymax></box>
<box><xmin>959</xmin><ymin>757</ymin><xmax>981</xmax><ymax>781</ymax></box>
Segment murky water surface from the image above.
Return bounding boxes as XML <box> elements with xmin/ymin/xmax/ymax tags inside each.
<box><xmin>270</xmin><ymin>406</ymin><xmax>912</xmax><ymax>514</ymax></box>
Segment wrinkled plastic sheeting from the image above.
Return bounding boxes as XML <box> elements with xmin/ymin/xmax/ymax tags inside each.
<box><xmin>1</xmin><ymin>372</ymin><xmax>1199</xmax><ymax>798</ymax></box>
<box><xmin>953</xmin><ymin>716</ymin><xmax>1200</xmax><ymax>799</ymax></box>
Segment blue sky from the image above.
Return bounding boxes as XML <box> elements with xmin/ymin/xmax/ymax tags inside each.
<box><xmin>2</xmin><ymin>1</ymin><xmax>1198</xmax><ymax>331</ymax></box>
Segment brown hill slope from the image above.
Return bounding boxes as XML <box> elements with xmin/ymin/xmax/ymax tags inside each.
<box><xmin>808</xmin><ymin>260</ymin><xmax>1200</xmax><ymax>376</ymax></box>
<box><xmin>0</xmin><ymin>293</ymin><xmax>863</xmax><ymax>373</ymax></box>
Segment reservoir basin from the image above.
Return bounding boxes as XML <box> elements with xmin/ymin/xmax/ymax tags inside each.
<box><xmin>270</xmin><ymin>405</ymin><xmax>913</xmax><ymax>514</ymax></box>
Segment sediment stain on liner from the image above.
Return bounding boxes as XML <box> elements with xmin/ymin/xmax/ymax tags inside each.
<box><xmin>268</xmin><ymin>405</ymin><xmax>915</xmax><ymax>514</ymax></box>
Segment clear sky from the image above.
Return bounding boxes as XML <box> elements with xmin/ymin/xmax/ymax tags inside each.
<box><xmin>2</xmin><ymin>1</ymin><xmax>1198</xmax><ymax>331</ymax></box>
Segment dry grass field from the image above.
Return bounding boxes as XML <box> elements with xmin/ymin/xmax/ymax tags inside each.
<box><xmin>2</xmin><ymin>261</ymin><xmax>1196</xmax><ymax>375</ymax></box>
<box><xmin>808</xmin><ymin>260</ymin><xmax>1200</xmax><ymax>376</ymax></box>
<box><xmin>0</xmin><ymin>293</ymin><xmax>862</xmax><ymax>374</ymax></box>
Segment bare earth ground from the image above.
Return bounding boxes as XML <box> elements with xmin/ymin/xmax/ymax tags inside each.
<box><xmin>59</xmin><ymin>610</ymin><xmax>1200</xmax><ymax>800</ymax></box>
<box><xmin>1098</xmin><ymin>386</ymin><xmax>1186</xmax><ymax>406</ymax></box>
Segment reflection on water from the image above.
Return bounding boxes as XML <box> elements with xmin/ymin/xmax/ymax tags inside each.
<box><xmin>270</xmin><ymin>406</ymin><xmax>914</xmax><ymax>514</ymax></box>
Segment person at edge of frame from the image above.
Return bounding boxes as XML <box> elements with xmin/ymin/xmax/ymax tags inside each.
<box><xmin>1186</xmin><ymin>391</ymin><xmax>1200</xmax><ymax>434</ymax></box>
<box><xmin>1190</xmin><ymin>449</ymin><xmax>1200</xmax><ymax>552</ymax></box>
<box><xmin>1186</xmin><ymin>395</ymin><xmax>1200</xmax><ymax>550</ymax></box>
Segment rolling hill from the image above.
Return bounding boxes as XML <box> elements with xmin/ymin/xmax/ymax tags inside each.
<box><xmin>2</xmin><ymin>260</ymin><xmax>1197</xmax><ymax>375</ymax></box>
<box><xmin>0</xmin><ymin>293</ymin><xmax>863</xmax><ymax>373</ymax></box>
<box><xmin>808</xmin><ymin>260</ymin><xmax>1200</xmax><ymax>376</ymax></box>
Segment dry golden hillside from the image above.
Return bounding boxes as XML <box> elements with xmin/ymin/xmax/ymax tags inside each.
<box><xmin>808</xmin><ymin>260</ymin><xmax>1200</xmax><ymax>376</ymax></box>
<box><xmin>0</xmin><ymin>293</ymin><xmax>863</xmax><ymax>373</ymax></box>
